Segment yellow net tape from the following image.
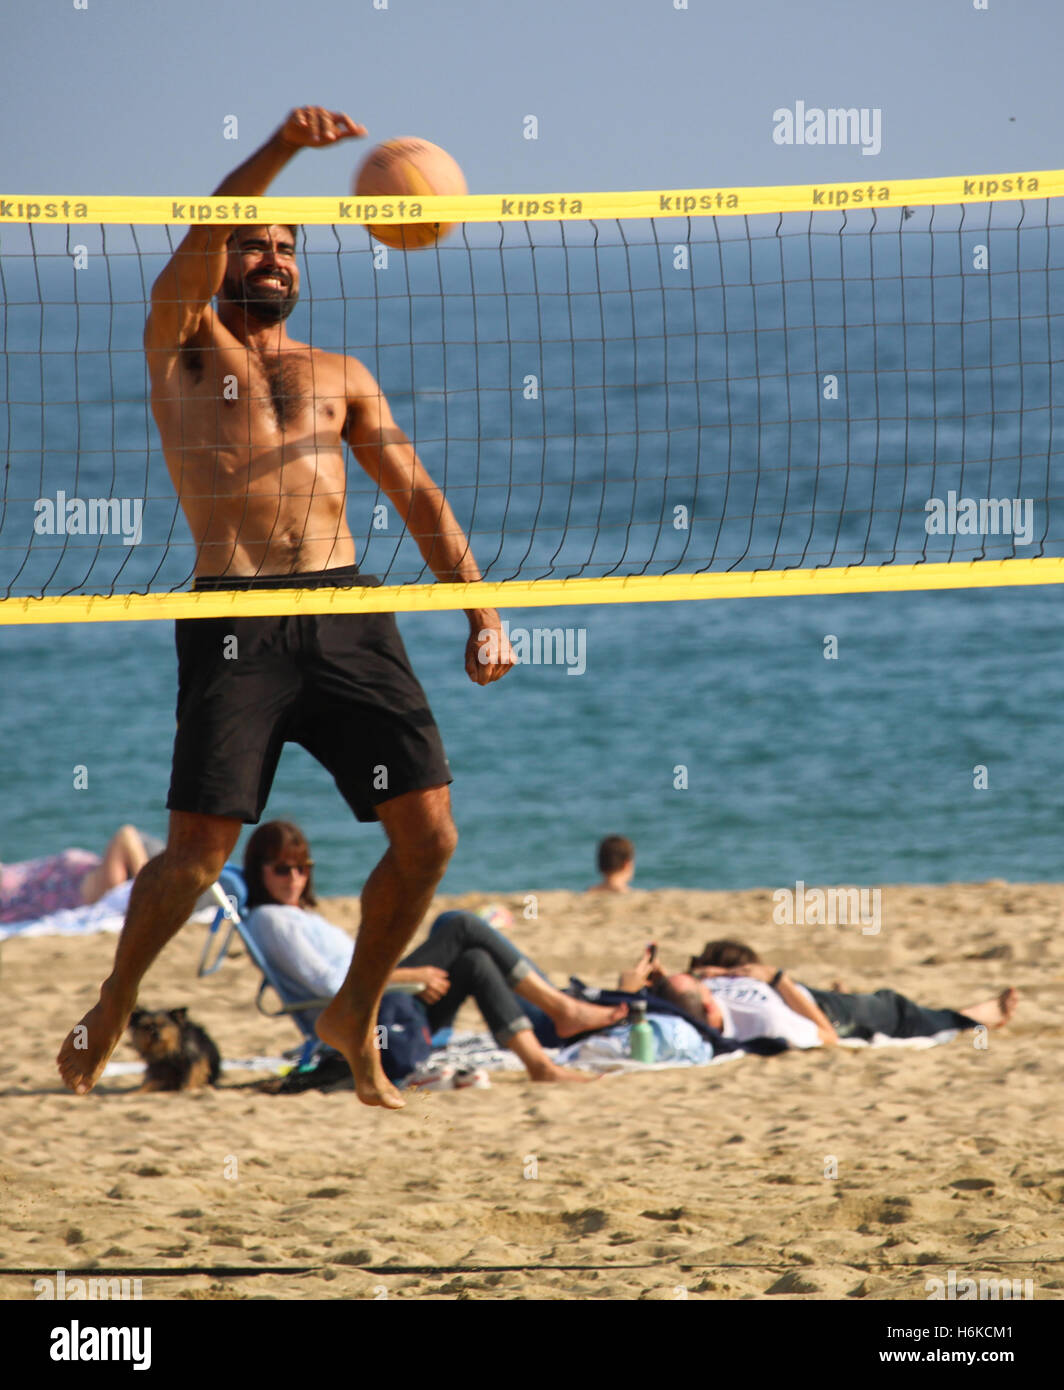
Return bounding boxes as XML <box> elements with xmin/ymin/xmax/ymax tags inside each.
<box><xmin>3</xmin><ymin>559</ymin><xmax>1064</xmax><ymax>627</ymax></box>
<box><xmin>3</xmin><ymin>167</ymin><xmax>1061</xmax><ymax>623</ymax></box>
<box><xmin>2</xmin><ymin>168</ymin><xmax>1061</xmax><ymax>226</ymax></box>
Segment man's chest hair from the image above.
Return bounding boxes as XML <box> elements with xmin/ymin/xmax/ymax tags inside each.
<box><xmin>177</xmin><ymin>344</ymin><xmax>344</xmax><ymax>431</ymax></box>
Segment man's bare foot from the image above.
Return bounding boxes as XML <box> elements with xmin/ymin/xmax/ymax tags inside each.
<box><xmin>960</xmin><ymin>986</ymin><xmax>1019</xmax><ymax>1029</ymax></box>
<box><xmin>526</xmin><ymin>1060</ymin><xmax>600</xmax><ymax>1083</ymax></box>
<box><xmin>553</xmin><ymin>997</ymin><xmax>628</xmax><ymax>1039</ymax></box>
<box><xmin>998</xmin><ymin>986</ymin><xmax>1019</xmax><ymax>1024</ymax></box>
<box><xmin>316</xmin><ymin>997</ymin><xmax>406</xmax><ymax>1110</ymax></box>
<box><xmin>57</xmin><ymin>985</ymin><xmax>133</xmax><ymax>1095</ymax></box>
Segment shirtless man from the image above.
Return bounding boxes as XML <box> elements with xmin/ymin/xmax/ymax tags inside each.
<box><xmin>57</xmin><ymin>107</ymin><xmax>618</xmax><ymax>1108</ymax></box>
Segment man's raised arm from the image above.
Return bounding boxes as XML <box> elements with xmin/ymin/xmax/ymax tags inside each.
<box><xmin>144</xmin><ymin>107</ymin><xmax>365</xmax><ymax>350</ymax></box>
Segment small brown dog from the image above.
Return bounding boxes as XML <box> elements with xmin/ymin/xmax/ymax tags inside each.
<box><xmin>127</xmin><ymin>1007</ymin><xmax>221</xmax><ymax>1092</ymax></box>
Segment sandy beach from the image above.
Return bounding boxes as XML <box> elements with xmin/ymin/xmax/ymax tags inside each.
<box><xmin>1</xmin><ymin>880</ymin><xmax>1061</xmax><ymax>1302</ymax></box>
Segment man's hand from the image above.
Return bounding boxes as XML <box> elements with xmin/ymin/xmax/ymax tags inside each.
<box><xmin>278</xmin><ymin>107</ymin><xmax>367</xmax><ymax>149</ymax></box>
<box><xmin>618</xmin><ymin>945</ymin><xmax>666</xmax><ymax>993</ymax></box>
<box><xmin>465</xmin><ymin>610</ymin><xmax>516</xmax><ymax>686</ymax></box>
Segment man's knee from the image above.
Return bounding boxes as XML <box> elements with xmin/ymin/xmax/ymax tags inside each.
<box><xmin>428</xmin><ymin>816</ymin><xmax>459</xmax><ymax>869</ymax></box>
<box><xmin>157</xmin><ymin>846</ymin><xmax>226</xmax><ymax>896</ymax></box>
<box><xmin>393</xmin><ymin>817</ymin><xmax>458</xmax><ymax>880</ymax></box>
<box><xmin>161</xmin><ymin>821</ymin><xmax>238</xmax><ymax>894</ymax></box>
<box><xmin>165</xmin><ymin>813</ymin><xmax>239</xmax><ymax>877</ymax></box>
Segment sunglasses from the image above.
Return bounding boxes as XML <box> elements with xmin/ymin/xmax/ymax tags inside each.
<box><xmin>267</xmin><ymin>861</ymin><xmax>313</xmax><ymax>877</ymax></box>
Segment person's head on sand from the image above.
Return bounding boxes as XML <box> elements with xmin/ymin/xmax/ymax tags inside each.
<box><xmin>655</xmin><ymin>971</ymin><xmax>724</xmax><ymax>1031</ymax></box>
<box><xmin>689</xmin><ymin>939</ymin><xmax>760</xmax><ymax>972</ymax></box>
<box><xmin>590</xmin><ymin>834</ymin><xmax>635</xmax><ymax>893</ymax></box>
<box><xmin>245</xmin><ymin>820</ymin><xmax>318</xmax><ymax>911</ymax></box>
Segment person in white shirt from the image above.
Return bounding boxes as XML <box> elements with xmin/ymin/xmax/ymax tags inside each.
<box><xmin>620</xmin><ymin>940</ymin><xmax>1018</xmax><ymax>1047</ymax></box>
<box><xmin>240</xmin><ymin>819</ymin><xmax>627</xmax><ymax>1083</ymax></box>
<box><xmin>698</xmin><ymin>973</ymin><xmax>825</xmax><ymax>1048</ymax></box>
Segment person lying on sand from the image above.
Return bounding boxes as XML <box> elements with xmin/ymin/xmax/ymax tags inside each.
<box><xmin>242</xmin><ymin>820</ymin><xmax>626</xmax><ymax>1084</ymax></box>
<box><xmin>624</xmin><ymin>939</ymin><xmax>1018</xmax><ymax>1047</ymax></box>
<box><xmin>1</xmin><ymin>825</ymin><xmax>157</xmax><ymax>924</ymax></box>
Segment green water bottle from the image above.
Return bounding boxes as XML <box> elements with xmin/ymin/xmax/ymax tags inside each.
<box><xmin>629</xmin><ymin>1000</ymin><xmax>656</xmax><ymax>1063</ymax></box>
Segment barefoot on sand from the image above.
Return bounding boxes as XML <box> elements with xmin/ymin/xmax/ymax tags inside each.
<box><xmin>960</xmin><ymin>986</ymin><xmax>1019</xmax><ymax>1029</ymax></box>
<box><xmin>527</xmin><ymin>1061</ymin><xmax>602</xmax><ymax>1083</ymax></box>
<box><xmin>56</xmin><ymin>989</ymin><xmax>131</xmax><ymax>1095</ymax></box>
<box><xmin>553</xmin><ymin>997</ymin><xmax>628</xmax><ymax>1040</ymax></box>
<box><xmin>994</xmin><ymin>986</ymin><xmax>1019</xmax><ymax>1025</ymax></box>
<box><xmin>316</xmin><ymin>998</ymin><xmax>406</xmax><ymax>1110</ymax></box>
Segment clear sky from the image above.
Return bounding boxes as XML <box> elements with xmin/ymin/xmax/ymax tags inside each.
<box><xmin>2</xmin><ymin>0</ymin><xmax>1061</xmax><ymax>197</ymax></box>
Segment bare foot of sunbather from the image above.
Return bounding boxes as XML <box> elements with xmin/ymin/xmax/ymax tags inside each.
<box><xmin>526</xmin><ymin>1059</ymin><xmax>601</xmax><ymax>1083</ymax></box>
<box><xmin>57</xmin><ymin>981</ymin><xmax>133</xmax><ymax>1095</ymax></box>
<box><xmin>508</xmin><ymin>1028</ymin><xmax>603</xmax><ymax>1082</ymax></box>
<box><xmin>555</xmin><ymin>997</ymin><xmax>628</xmax><ymax>1038</ymax></box>
<box><xmin>959</xmin><ymin>986</ymin><xmax>1019</xmax><ymax>1029</ymax></box>
<box><xmin>316</xmin><ymin>997</ymin><xmax>405</xmax><ymax>1110</ymax></box>
<box><xmin>511</xmin><ymin>972</ymin><xmax>628</xmax><ymax>1039</ymax></box>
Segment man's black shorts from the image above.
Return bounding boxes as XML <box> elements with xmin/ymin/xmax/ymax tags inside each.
<box><xmin>167</xmin><ymin>565</ymin><xmax>452</xmax><ymax>824</ymax></box>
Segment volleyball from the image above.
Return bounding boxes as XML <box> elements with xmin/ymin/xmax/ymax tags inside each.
<box><xmin>353</xmin><ymin>137</ymin><xmax>467</xmax><ymax>250</ymax></box>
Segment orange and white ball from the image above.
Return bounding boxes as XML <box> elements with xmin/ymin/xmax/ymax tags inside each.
<box><xmin>353</xmin><ymin>137</ymin><xmax>467</xmax><ymax>250</ymax></box>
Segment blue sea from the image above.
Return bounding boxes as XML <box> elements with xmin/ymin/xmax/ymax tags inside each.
<box><xmin>1</xmin><ymin>211</ymin><xmax>1062</xmax><ymax>894</ymax></box>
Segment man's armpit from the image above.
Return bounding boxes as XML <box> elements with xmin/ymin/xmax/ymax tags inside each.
<box><xmin>144</xmin><ymin>301</ymin><xmax>214</xmax><ymax>357</ymax></box>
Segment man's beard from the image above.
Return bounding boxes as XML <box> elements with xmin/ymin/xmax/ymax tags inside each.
<box><xmin>221</xmin><ymin>270</ymin><xmax>298</xmax><ymax>324</ymax></box>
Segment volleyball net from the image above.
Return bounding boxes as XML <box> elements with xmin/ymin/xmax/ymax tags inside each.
<box><xmin>1</xmin><ymin>168</ymin><xmax>1062</xmax><ymax>624</ymax></box>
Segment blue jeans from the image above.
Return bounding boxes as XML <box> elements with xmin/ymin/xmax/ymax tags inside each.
<box><xmin>411</xmin><ymin>911</ymin><xmax>561</xmax><ymax>1047</ymax></box>
<box><xmin>806</xmin><ymin>986</ymin><xmax>974</xmax><ymax>1040</ymax></box>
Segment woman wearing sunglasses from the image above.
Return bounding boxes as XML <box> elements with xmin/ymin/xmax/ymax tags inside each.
<box><xmin>243</xmin><ymin>821</ymin><xmax>627</xmax><ymax>1085</ymax></box>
